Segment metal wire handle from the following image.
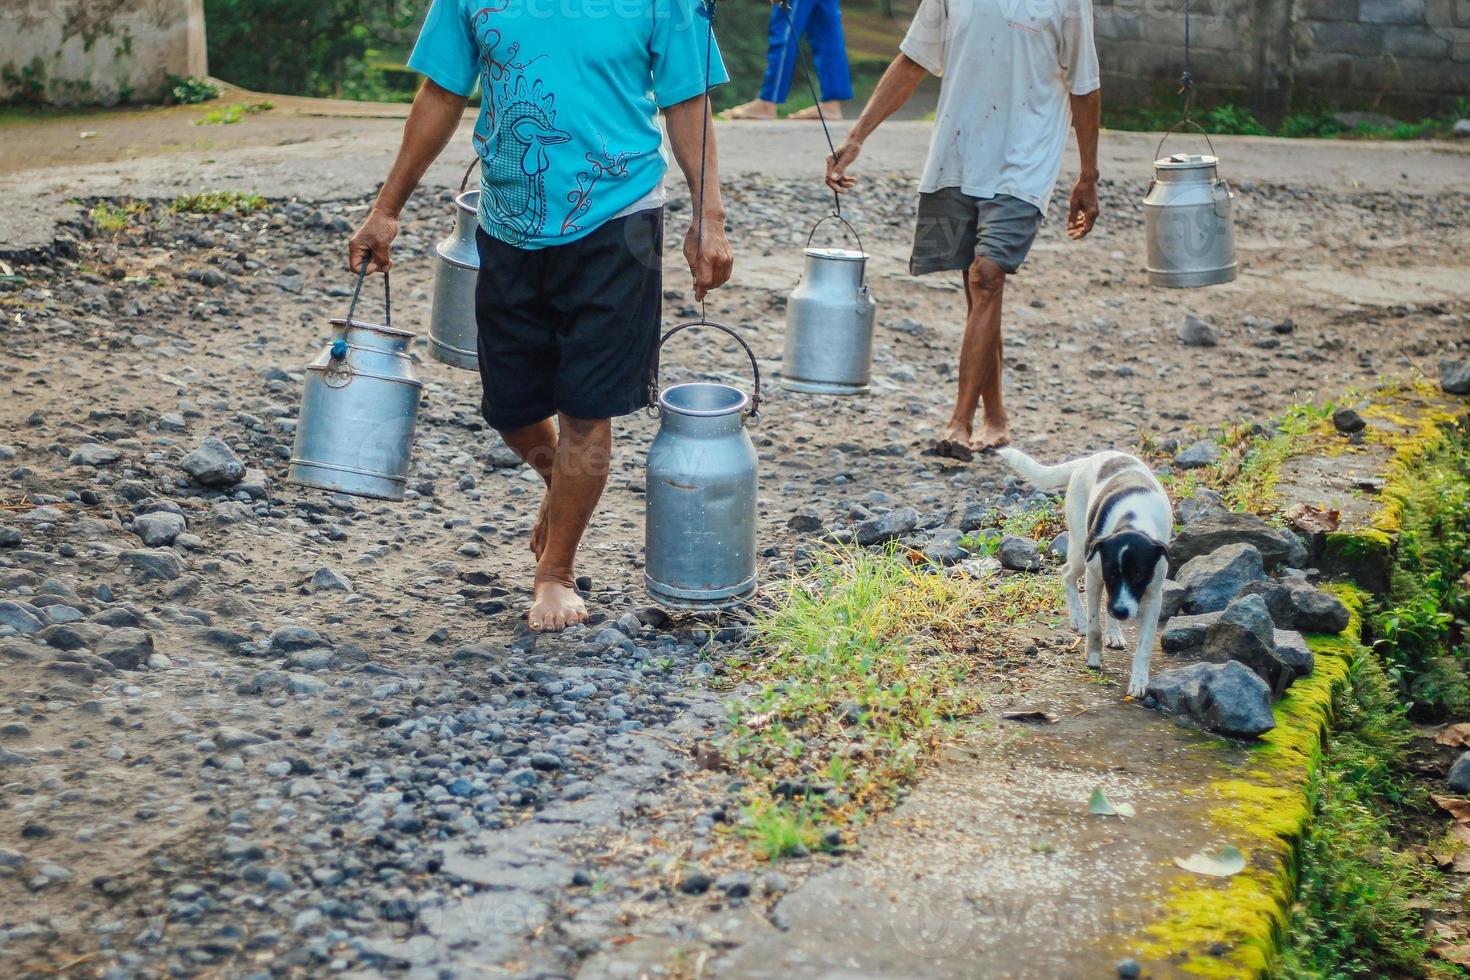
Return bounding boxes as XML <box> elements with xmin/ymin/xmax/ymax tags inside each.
<box><xmin>649</xmin><ymin>319</ymin><xmax>762</xmax><ymax>420</ymax></box>
<box><xmin>1154</xmin><ymin>116</ymin><xmax>1220</xmax><ymax>164</ymax></box>
<box><xmin>344</xmin><ymin>261</ymin><xmax>392</xmax><ymax>328</ymax></box>
<box><xmin>459</xmin><ymin>157</ymin><xmax>479</xmax><ymax>194</ymax></box>
<box><xmin>805</xmin><ymin>211</ymin><xmax>868</xmax><ymax>287</ymax></box>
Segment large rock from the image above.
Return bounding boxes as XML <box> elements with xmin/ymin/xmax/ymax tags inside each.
<box><xmin>1441</xmin><ymin>359</ymin><xmax>1470</xmax><ymax>396</ymax></box>
<box><xmin>96</xmin><ymin>628</ymin><xmax>154</xmax><ymax>670</ymax></box>
<box><xmin>1146</xmin><ymin>660</ymin><xmax>1275</xmax><ymax>738</ymax></box>
<box><xmin>0</xmin><ymin>601</ymin><xmax>43</xmax><ymax>635</ymax></box>
<box><xmin>1204</xmin><ymin>594</ymin><xmax>1293</xmax><ymax>694</ymax></box>
<box><xmin>1272</xmin><ymin>630</ymin><xmax>1315</xmax><ymax>680</ymax></box>
<box><xmin>1170</xmin><ymin>512</ymin><xmax>1307</xmax><ymax>571</ymax></box>
<box><xmin>1174</xmin><ymin>440</ymin><xmax>1220</xmax><ymax>470</ymax></box>
<box><xmin>1238</xmin><ymin>580</ymin><xmax>1296</xmax><ymax>626</ymax></box>
<box><xmin>853</xmin><ymin>507</ymin><xmax>918</xmax><ymax>546</ymax></box>
<box><xmin>180</xmin><ymin>435</ymin><xmax>245</xmax><ymax>488</ymax></box>
<box><xmin>1160</xmin><ymin>579</ymin><xmax>1187</xmax><ymax>620</ymax></box>
<box><xmin>997</xmin><ymin>536</ymin><xmax>1042</xmax><ymax>572</ymax></box>
<box><xmin>1286</xmin><ymin>583</ymin><xmax>1350</xmax><ymax>634</ymax></box>
<box><xmin>1177</xmin><ymin>314</ymin><xmax>1219</xmax><ymax>347</ymax></box>
<box><xmin>133</xmin><ymin>511</ymin><xmax>186</xmax><ymax>547</ymax></box>
<box><xmin>69</xmin><ymin>443</ymin><xmax>122</xmax><ymax>467</ymax></box>
<box><xmin>1449</xmin><ymin>752</ymin><xmax>1470</xmax><ymax>794</ymax></box>
<box><xmin>1176</xmin><ymin>543</ymin><xmax>1266</xmax><ymax>614</ymax></box>
<box><xmin>120</xmin><ymin>549</ymin><xmax>183</xmax><ymax>582</ymax></box>
<box><xmin>1161</xmin><ymin>610</ymin><xmax>1223</xmax><ymax>653</ymax></box>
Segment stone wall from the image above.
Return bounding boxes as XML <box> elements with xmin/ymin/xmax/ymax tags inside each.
<box><xmin>0</xmin><ymin>0</ymin><xmax>207</xmax><ymax>106</ymax></box>
<box><xmin>1094</xmin><ymin>0</ymin><xmax>1470</xmax><ymax>122</ymax></box>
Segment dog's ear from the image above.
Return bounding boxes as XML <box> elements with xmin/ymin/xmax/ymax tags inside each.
<box><xmin>1086</xmin><ymin>534</ymin><xmax>1109</xmax><ymax>563</ymax></box>
<box><xmin>1154</xmin><ymin>541</ymin><xmax>1170</xmax><ymax>566</ymax></box>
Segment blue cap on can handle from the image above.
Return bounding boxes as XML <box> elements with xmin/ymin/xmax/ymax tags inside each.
<box><xmin>330</xmin><ymin>339</ymin><xmax>349</xmax><ymax>360</ymax></box>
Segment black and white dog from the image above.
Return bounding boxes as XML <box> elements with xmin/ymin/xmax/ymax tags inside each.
<box><xmin>997</xmin><ymin>447</ymin><xmax>1172</xmax><ymax>698</ymax></box>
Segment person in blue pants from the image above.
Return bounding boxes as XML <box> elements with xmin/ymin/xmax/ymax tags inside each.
<box><xmin>725</xmin><ymin>0</ymin><xmax>854</xmax><ymax>120</ymax></box>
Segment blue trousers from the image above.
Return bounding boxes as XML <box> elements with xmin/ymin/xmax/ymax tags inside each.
<box><xmin>760</xmin><ymin>0</ymin><xmax>854</xmax><ymax>104</ymax></box>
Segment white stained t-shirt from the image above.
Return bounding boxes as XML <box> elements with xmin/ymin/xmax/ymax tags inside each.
<box><xmin>900</xmin><ymin>0</ymin><xmax>1100</xmax><ymax>214</ymax></box>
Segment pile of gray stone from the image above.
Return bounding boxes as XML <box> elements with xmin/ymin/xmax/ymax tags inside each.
<box><xmin>1145</xmin><ymin>507</ymin><xmax>1350</xmax><ymax>739</ymax></box>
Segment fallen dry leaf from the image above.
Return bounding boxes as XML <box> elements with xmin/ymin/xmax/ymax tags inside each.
<box><xmin>1436</xmin><ymin>943</ymin><xmax>1470</xmax><ymax>968</ymax></box>
<box><xmin>1432</xmin><ymin>795</ymin><xmax>1470</xmax><ymax>822</ymax></box>
<box><xmin>1437</xmin><ymin>724</ymin><xmax>1470</xmax><ymax>748</ymax></box>
<box><xmin>1285</xmin><ymin>502</ymin><xmax>1341</xmax><ymax>535</ymax></box>
<box><xmin>1001</xmin><ymin>709</ymin><xmax>1060</xmax><ymax>725</ymax></box>
<box><xmin>690</xmin><ymin>741</ymin><xmax>729</xmax><ymax>772</ymax></box>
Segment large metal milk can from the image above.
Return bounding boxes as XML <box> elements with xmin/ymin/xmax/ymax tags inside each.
<box><xmin>645</xmin><ymin>321</ymin><xmax>761</xmax><ymax>609</ymax></box>
<box><xmin>781</xmin><ymin>213</ymin><xmax>877</xmax><ymax>394</ymax></box>
<box><xmin>289</xmin><ymin>268</ymin><xmax>423</xmax><ymax>501</ymax></box>
<box><xmin>1143</xmin><ymin>125</ymin><xmax>1237</xmax><ymax>288</ymax></box>
<box><xmin>428</xmin><ymin>160</ymin><xmax>482</xmax><ymax>370</ymax></box>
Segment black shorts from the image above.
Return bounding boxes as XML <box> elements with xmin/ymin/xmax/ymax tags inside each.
<box><xmin>474</xmin><ymin>208</ymin><xmax>663</xmax><ymax>431</ymax></box>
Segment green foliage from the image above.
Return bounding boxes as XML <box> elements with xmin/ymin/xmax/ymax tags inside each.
<box><xmin>1372</xmin><ymin>430</ymin><xmax>1470</xmax><ymax>720</ymax></box>
<box><xmin>166</xmin><ymin>75</ymin><xmax>221</xmax><ymax>105</ymax></box>
<box><xmin>1279</xmin><ymin>654</ymin><xmax>1446</xmax><ymax>978</ymax></box>
<box><xmin>89</xmin><ymin>200</ymin><xmax>150</xmax><ymax>234</ymax></box>
<box><xmin>1106</xmin><ymin>95</ymin><xmax>1467</xmax><ymax>142</ymax></box>
<box><xmin>193</xmin><ymin>101</ymin><xmax>273</xmax><ymax>126</ymax></box>
<box><xmin>167</xmin><ymin>190</ymin><xmax>267</xmax><ymax>215</ymax></box>
<box><xmin>723</xmin><ymin>547</ymin><xmax>1058</xmax><ymax>856</ymax></box>
<box><xmin>1</xmin><ymin>58</ymin><xmax>47</xmax><ymax>106</ymax></box>
<box><xmin>204</xmin><ymin>0</ymin><xmax>381</xmax><ymax>97</ymax></box>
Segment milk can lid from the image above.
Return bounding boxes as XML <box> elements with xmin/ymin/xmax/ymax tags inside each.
<box><xmin>804</xmin><ymin>246</ymin><xmax>867</xmax><ymax>262</ymax></box>
<box><xmin>1154</xmin><ymin>152</ymin><xmax>1220</xmax><ymax>170</ymax></box>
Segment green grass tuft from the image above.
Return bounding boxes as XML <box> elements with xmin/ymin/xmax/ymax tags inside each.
<box><xmin>167</xmin><ymin>190</ymin><xmax>268</xmax><ymax>215</ymax></box>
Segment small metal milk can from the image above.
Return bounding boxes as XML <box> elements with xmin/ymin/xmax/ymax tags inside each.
<box><xmin>1143</xmin><ymin>122</ymin><xmax>1238</xmax><ymax>288</ymax></box>
<box><xmin>289</xmin><ymin>268</ymin><xmax>423</xmax><ymax>501</ymax></box>
<box><xmin>644</xmin><ymin>321</ymin><xmax>761</xmax><ymax>609</ymax></box>
<box><xmin>781</xmin><ymin>213</ymin><xmax>877</xmax><ymax>394</ymax></box>
<box><xmin>427</xmin><ymin>160</ymin><xmax>482</xmax><ymax>370</ymax></box>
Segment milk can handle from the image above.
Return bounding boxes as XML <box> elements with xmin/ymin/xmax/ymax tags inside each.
<box><xmin>1154</xmin><ymin>117</ymin><xmax>1220</xmax><ymax>163</ymax></box>
<box><xmin>806</xmin><ymin>212</ymin><xmax>867</xmax><ymax>286</ymax></box>
<box><xmin>649</xmin><ymin>319</ymin><xmax>762</xmax><ymax>420</ymax></box>
<box><xmin>345</xmin><ymin>262</ymin><xmax>392</xmax><ymax>329</ymax></box>
<box><xmin>459</xmin><ymin>157</ymin><xmax>480</xmax><ymax>194</ymax></box>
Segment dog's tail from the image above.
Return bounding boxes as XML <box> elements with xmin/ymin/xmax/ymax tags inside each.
<box><xmin>994</xmin><ymin>447</ymin><xmax>1084</xmax><ymax>490</ymax></box>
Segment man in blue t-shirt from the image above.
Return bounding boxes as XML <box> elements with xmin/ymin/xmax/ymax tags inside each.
<box><xmin>350</xmin><ymin>0</ymin><xmax>733</xmax><ymax>633</ymax></box>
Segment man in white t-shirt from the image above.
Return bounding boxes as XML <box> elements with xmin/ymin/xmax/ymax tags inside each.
<box><xmin>826</xmin><ymin>0</ymin><xmax>1101</xmax><ymax>457</ymax></box>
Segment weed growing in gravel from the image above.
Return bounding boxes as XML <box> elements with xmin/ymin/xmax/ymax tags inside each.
<box><xmin>1165</xmin><ymin>402</ymin><xmax>1336</xmax><ymax>515</ymax></box>
<box><xmin>89</xmin><ymin>200</ymin><xmax>150</xmax><ymax>234</ymax></box>
<box><xmin>168</xmin><ymin>191</ymin><xmax>268</xmax><ymax>215</ymax></box>
<box><xmin>194</xmin><ymin>102</ymin><xmax>273</xmax><ymax>126</ymax></box>
<box><xmin>721</xmin><ymin>547</ymin><xmax>1060</xmax><ymax>857</ymax></box>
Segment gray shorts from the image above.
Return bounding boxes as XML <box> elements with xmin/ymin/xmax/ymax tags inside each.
<box><xmin>909</xmin><ymin>189</ymin><xmax>1043</xmax><ymax>276</ymax></box>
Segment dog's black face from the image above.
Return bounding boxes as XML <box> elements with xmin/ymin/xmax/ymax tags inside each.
<box><xmin>1088</xmin><ymin>530</ymin><xmax>1167</xmax><ymax>621</ymax></box>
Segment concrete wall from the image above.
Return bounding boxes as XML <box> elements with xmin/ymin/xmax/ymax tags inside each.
<box><xmin>1094</xmin><ymin>0</ymin><xmax>1470</xmax><ymax>122</ymax></box>
<box><xmin>0</xmin><ymin>0</ymin><xmax>207</xmax><ymax>106</ymax></box>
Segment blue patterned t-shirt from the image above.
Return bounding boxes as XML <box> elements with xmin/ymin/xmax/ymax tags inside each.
<box><xmin>408</xmin><ymin>0</ymin><xmax>727</xmax><ymax>249</ymax></box>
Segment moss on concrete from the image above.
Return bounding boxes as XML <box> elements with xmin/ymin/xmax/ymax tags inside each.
<box><xmin>1133</xmin><ymin>384</ymin><xmax>1468</xmax><ymax>977</ymax></box>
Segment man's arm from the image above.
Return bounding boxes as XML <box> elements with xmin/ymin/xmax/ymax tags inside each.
<box><xmin>664</xmin><ymin>94</ymin><xmax>733</xmax><ymax>301</ymax></box>
<box><xmin>348</xmin><ymin>79</ymin><xmax>468</xmax><ymax>273</ymax></box>
<box><xmin>1066</xmin><ymin>88</ymin><xmax>1101</xmax><ymax>240</ymax></box>
<box><xmin>825</xmin><ymin>53</ymin><xmax>928</xmax><ymax>193</ymax></box>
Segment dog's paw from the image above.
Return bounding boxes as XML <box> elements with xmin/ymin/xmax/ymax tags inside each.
<box><xmin>1126</xmin><ymin>677</ymin><xmax>1149</xmax><ymax>699</ymax></box>
<box><xmin>1085</xmin><ymin>646</ymin><xmax>1103</xmax><ymax>669</ymax></box>
<box><xmin>1105</xmin><ymin>624</ymin><xmax>1126</xmax><ymax>649</ymax></box>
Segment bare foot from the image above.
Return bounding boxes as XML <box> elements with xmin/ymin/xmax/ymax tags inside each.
<box><xmin>935</xmin><ymin>419</ymin><xmax>975</xmax><ymax>462</ymax></box>
<box><xmin>722</xmin><ymin>99</ymin><xmax>777</xmax><ymax>120</ymax></box>
<box><xmin>789</xmin><ymin>101</ymin><xmax>843</xmax><ymax>120</ymax></box>
<box><xmin>529</xmin><ymin>496</ymin><xmax>549</xmax><ymax>559</ymax></box>
<box><xmin>528</xmin><ymin>578</ymin><xmax>587</xmax><ymax>633</ymax></box>
<box><xmin>972</xmin><ymin>419</ymin><xmax>1010</xmax><ymax>453</ymax></box>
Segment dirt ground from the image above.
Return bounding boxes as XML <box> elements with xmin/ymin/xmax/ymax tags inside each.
<box><xmin>0</xmin><ymin>106</ymin><xmax>1467</xmax><ymax>978</ymax></box>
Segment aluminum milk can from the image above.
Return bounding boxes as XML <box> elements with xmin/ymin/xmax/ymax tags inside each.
<box><xmin>1143</xmin><ymin>137</ymin><xmax>1237</xmax><ymax>288</ymax></box>
<box><xmin>781</xmin><ymin>214</ymin><xmax>876</xmax><ymax>394</ymax></box>
<box><xmin>644</xmin><ymin>321</ymin><xmax>761</xmax><ymax>609</ymax></box>
<box><xmin>289</xmin><ymin>269</ymin><xmax>423</xmax><ymax>501</ymax></box>
<box><xmin>428</xmin><ymin>176</ymin><xmax>481</xmax><ymax>370</ymax></box>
